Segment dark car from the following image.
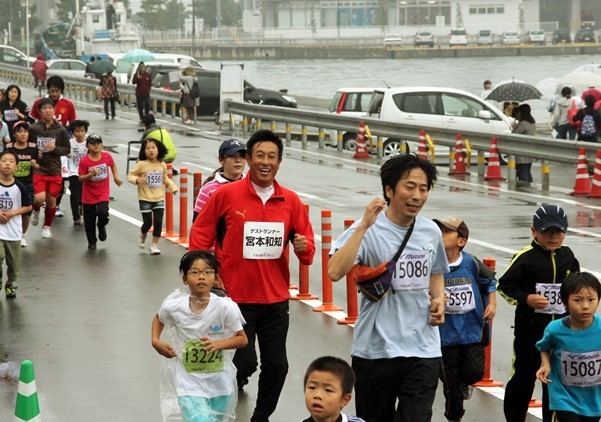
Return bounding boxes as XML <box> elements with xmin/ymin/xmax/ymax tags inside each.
<box><xmin>552</xmin><ymin>29</ymin><xmax>571</xmax><ymax>45</ymax></box>
<box><xmin>576</xmin><ymin>28</ymin><xmax>597</xmax><ymax>43</ymax></box>
<box><xmin>151</xmin><ymin>66</ymin><xmax>297</xmax><ymax>117</ymax></box>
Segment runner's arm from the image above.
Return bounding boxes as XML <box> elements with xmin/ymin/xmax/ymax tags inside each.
<box><xmin>200</xmin><ymin>330</ymin><xmax>248</xmax><ymax>353</ymax></box>
<box><xmin>151</xmin><ymin>314</ymin><xmax>177</xmax><ymax>359</ymax></box>
<box><xmin>429</xmin><ymin>273</ymin><xmax>445</xmax><ymax>325</ymax></box>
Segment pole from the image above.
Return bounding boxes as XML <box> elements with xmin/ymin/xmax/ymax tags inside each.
<box><xmin>191</xmin><ymin>0</ymin><xmax>196</xmax><ymax>49</ymax></box>
<box><xmin>25</xmin><ymin>0</ymin><xmax>29</xmax><ymax>63</ymax></box>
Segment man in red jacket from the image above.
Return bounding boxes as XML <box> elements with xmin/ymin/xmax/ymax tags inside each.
<box><xmin>189</xmin><ymin>129</ymin><xmax>315</xmax><ymax>422</ymax></box>
<box><xmin>132</xmin><ymin>62</ymin><xmax>151</xmax><ymax>122</ymax></box>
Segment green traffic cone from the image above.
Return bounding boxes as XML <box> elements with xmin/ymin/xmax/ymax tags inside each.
<box><xmin>14</xmin><ymin>360</ymin><xmax>41</xmax><ymax>421</ymax></box>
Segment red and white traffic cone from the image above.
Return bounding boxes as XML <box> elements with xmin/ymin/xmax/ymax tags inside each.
<box><xmin>570</xmin><ymin>148</ymin><xmax>591</xmax><ymax>196</ymax></box>
<box><xmin>588</xmin><ymin>150</ymin><xmax>601</xmax><ymax>198</ymax></box>
<box><xmin>353</xmin><ymin>121</ymin><xmax>370</xmax><ymax>159</ymax></box>
<box><xmin>417</xmin><ymin>129</ymin><xmax>428</xmax><ymax>160</ymax></box>
<box><xmin>484</xmin><ymin>137</ymin><xmax>505</xmax><ymax>180</ymax></box>
<box><xmin>449</xmin><ymin>134</ymin><xmax>470</xmax><ymax>175</ymax></box>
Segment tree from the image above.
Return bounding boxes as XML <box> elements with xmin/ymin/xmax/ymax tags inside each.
<box><xmin>518</xmin><ymin>3</ymin><xmax>525</xmax><ymax>33</ymax></box>
<box><xmin>137</xmin><ymin>0</ymin><xmax>188</xmax><ymax>30</ymax></box>
<box><xmin>455</xmin><ymin>3</ymin><xmax>464</xmax><ymax>28</ymax></box>
<box><xmin>195</xmin><ymin>0</ymin><xmax>241</xmax><ymax>28</ymax></box>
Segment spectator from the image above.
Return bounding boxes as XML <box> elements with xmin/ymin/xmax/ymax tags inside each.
<box><xmin>552</xmin><ymin>86</ymin><xmax>579</xmax><ymax>140</ymax></box>
<box><xmin>132</xmin><ymin>62</ymin><xmax>151</xmax><ymax>122</ymax></box>
<box><xmin>573</xmin><ymin>94</ymin><xmax>601</xmax><ymax>143</ymax></box>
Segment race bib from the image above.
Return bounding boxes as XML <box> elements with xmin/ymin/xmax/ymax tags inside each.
<box><xmin>391</xmin><ymin>252</ymin><xmax>429</xmax><ymax>291</ymax></box>
<box><xmin>73</xmin><ymin>152</ymin><xmax>85</xmax><ymax>169</ymax></box>
<box><xmin>15</xmin><ymin>161</ymin><xmax>31</xmax><ymax>178</ymax></box>
<box><xmin>561</xmin><ymin>350</ymin><xmax>601</xmax><ymax>387</ymax></box>
<box><xmin>243</xmin><ymin>221</ymin><xmax>285</xmax><ymax>259</ymax></box>
<box><xmin>445</xmin><ymin>285</ymin><xmax>476</xmax><ymax>314</ymax></box>
<box><xmin>535</xmin><ymin>283</ymin><xmax>565</xmax><ymax>314</ymax></box>
<box><xmin>3</xmin><ymin>110</ymin><xmax>17</xmax><ymax>122</ymax></box>
<box><xmin>182</xmin><ymin>339</ymin><xmax>224</xmax><ymax>373</ymax></box>
<box><xmin>0</xmin><ymin>194</ymin><xmax>15</xmax><ymax>210</ymax></box>
<box><xmin>146</xmin><ymin>171</ymin><xmax>163</xmax><ymax>189</ymax></box>
<box><xmin>37</xmin><ymin>137</ymin><xmax>55</xmax><ymax>153</ymax></box>
<box><xmin>90</xmin><ymin>163</ymin><xmax>108</xmax><ymax>182</ymax></box>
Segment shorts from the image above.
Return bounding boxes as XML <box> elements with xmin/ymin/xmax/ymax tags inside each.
<box><xmin>139</xmin><ymin>200</ymin><xmax>165</xmax><ymax>213</ymax></box>
<box><xmin>22</xmin><ymin>183</ymin><xmax>34</xmax><ymax>216</ymax></box>
<box><xmin>33</xmin><ymin>174</ymin><xmax>63</xmax><ymax>198</ymax></box>
<box><xmin>177</xmin><ymin>394</ymin><xmax>233</xmax><ymax>422</ymax></box>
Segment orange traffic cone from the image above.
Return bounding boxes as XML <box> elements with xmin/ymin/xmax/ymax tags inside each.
<box><xmin>588</xmin><ymin>150</ymin><xmax>601</xmax><ymax>198</ymax></box>
<box><xmin>484</xmin><ymin>137</ymin><xmax>505</xmax><ymax>180</ymax></box>
<box><xmin>353</xmin><ymin>121</ymin><xmax>370</xmax><ymax>159</ymax></box>
<box><xmin>449</xmin><ymin>134</ymin><xmax>470</xmax><ymax>175</ymax></box>
<box><xmin>417</xmin><ymin>129</ymin><xmax>428</xmax><ymax>160</ymax></box>
<box><xmin>570</xmin><ymin>148</ymin><xmax>591</xmax><ymax>196</ymax></box>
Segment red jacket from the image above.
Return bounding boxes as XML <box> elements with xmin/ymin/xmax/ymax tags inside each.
<box><xmin>30</xmin><ymin>96</ymin><xmax>77</xmax><ymax>127</ymax></box>
<box><xmin>31</xmin><ymin>58</ymin><xmax>47</xmax><ymax>81</ymax></box>
<box><xmin>189</xmin><ymin>177</ymin><xmax>315</xmax><ymax>304</ymax></box>
<box><xmin>132</xmin><ymin>71</ymin><xmax>152</xmax><ymax>97</ymax></box>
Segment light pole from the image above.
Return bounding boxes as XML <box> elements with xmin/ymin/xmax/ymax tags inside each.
<box><xmin>20</xmin><ymin>0</ymin><xmax>29</xmax><ymax>66</ymax></box>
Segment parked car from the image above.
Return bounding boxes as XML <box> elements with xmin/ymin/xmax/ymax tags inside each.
<box><xmin>384</xmin><ymin>34</ymin><xmax>402</xmax><ymax>48</ymax></box>
<box><xmin>46</xmin><ymin>59</ymin><xmax>88</xmax><ymax>79</ymax></box>
<box><xmin>449</xmin><ymin>29</ymin><xmax>468</xmax><ymax>47</ymax></box>
<box><xmin>0</xmin><ymin>45</ymin><xmax>35</xmax><ymax>67</ymax></box>
<box><xmin>527</xmin><ymin>30</ymin><xmax>546</xmax><ymax>45</ymax></box>
<box><xmin>477</xmin><ymin>30</ymin><xmax>493</xmax><ymax>46</ymax></box>
<box><xmin>414</xmin><ymin>32</ymin><xmax>434</xmax><ymax>48</ymax></box>
<box><xmin>552</xmin><ymin>29</ymin><xmax>571</xmax><ymax>44</ymax></box>
<box><xmin>576</xmin><ymin>28</ymin><xmax>596</xmax><ymax>43</ymax></box>
<box><xmin>502</xmin><ymin>32</ymin><xmax>521</xmax><ymax>45</ymax></box>
<box><xmin>365</xmin><ymin>87</ymin><xmax>513</xmax><ymax>157</ymax></box>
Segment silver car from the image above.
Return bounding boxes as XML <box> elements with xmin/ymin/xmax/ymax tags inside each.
<box><xmin>46</xmin><ymin>59</ymin><xmax>88</xmax><ymax>79</ymax></box>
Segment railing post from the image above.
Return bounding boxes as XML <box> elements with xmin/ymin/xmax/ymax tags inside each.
<box><xmin>285</xmin><ymin>122</ymin><xmax>292</xmax><ymax>147</ymax></box>
<box><xmin>301</xmin><ymin>125</ymin><xmax>308</xmax><ymax>150</ymax></box>
<box><xmin>541</xmin><ymin>159</ymin><xmax>550</xmax><ymax>191</ymax></box>
<box><xmin>318</xmin><ymin>127</ymin><xmax>325</xmax><ymax>149</ymax></box>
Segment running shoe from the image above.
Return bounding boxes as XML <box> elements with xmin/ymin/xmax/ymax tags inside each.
<box><xmin>139</xmin><ymin>233</ymin><xmax>147</xmax><ymax>249</ymax></box>
<box><xmin>73</xmin><ymin>218</ymin><xmax>82</xmax><ymax>226</ymax></box>
<box><xmin>41</xmin><ymin>226</ymin><xmax>52</xmax><ymax>239</ymax></box>
<box><xmin>461</xmin><ymin>385</ymin><xmax>473</xmax><ymax>400</ymax></box>
<box><xmin>149</xmin><ymin>244</ymin><xmax>161</xmax><ymax>255</ymax></box>
<box><xmin>31</xmin><ymin>210</ymin><xmax>39</xmax><ymax>226</ymax></box>
<box><xmin>55</xmin><ymin>207</ymin><xmax>64</xmax><ymax>217</ymax></box>
<box><xmin>20</xmin><ymin>236</ymin><xmax>27</xmax><ymax>248</ymax></box>
<box><xmin>5</xmin><ymin>285</ymin><xmax>16</xmax><ymax>298</ymax></box>
<box><xmin>88</xmin><ymin>243</ymin><xmax>97</xmax><ymax>250</ymax></box>
<box><xmin>98</xmin><ymin>225</ymin><xmax>107</xmax><ymax>242</ymax></box>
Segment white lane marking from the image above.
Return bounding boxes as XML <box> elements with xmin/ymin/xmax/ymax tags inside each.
<box><xmin>181</xmin><ymin>161</ymin><xmax>219</xmax><ymax>173</ymax></box>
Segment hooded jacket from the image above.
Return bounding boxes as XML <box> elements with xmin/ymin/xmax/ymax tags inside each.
<box><xmin>552</xmin><ymin>96</ymin><xmax>578</xmax><ymax>127</ymax></box>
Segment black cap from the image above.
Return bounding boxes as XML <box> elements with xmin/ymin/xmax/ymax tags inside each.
<box><xmin>533</xmin><ymin>205</ymin><xmax>568</xmax><ymax>233</ymax></box>
<box><xmin>219</xmin><ymin>139</ymin><xmax>246</xmax><ymax>157</ymax></box>
<box><xmin>86</xmin><ymin>133</ymin><xmax>103</xmax><ymax>145</ymax></box>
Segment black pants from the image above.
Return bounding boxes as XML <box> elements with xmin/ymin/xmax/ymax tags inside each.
<box><xmin>82</xmin><ymin>202</ymin><xmax>109</xmax><ymax>245</ymax></box>
<box><xmin>233</xmin><ymin>301</ymin><xmax>289</xmax><ymax>422</ymax></box>
<box><xmin>104</xmin><ymin>98</ymin><xmax>115</xmax><ymax>118</ymax></box>
<box><xmin>504</xmin><ymin>334</ymin><xmax>551</xmax><ymax>422</ymax></box>
<box><xmin>68</xmin><ymin>175</ymin><xmax>82</xmax><ymax>221</ymax></box>
<box><xmin>136</xmin><ymin>95</ymin><xmax>150</xmax><ymax>119</ymax></box>
<box><xmin>555</xmin><ymin>411</ymin><xmax>601</xmax><ymax>422</ymax></box>
<box><xmin>440</xmin><ymin>344</ymin><xmax>484</xmax><ymax>421</ymax></box>
<box><xmin>352</xmin><ymin>355</ymin><xmax>440</xmax><ymax>422</ymax></box>
<box><xmin>141</xmin><ymin>208</ymin><xmax>164</xmax><ymax>238</ymax></box>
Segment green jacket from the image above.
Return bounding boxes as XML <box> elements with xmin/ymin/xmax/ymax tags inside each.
<box><xmin>141</xmin><ymin>124</ymin><xmax>176</xmax><ymax>163</ymax></box>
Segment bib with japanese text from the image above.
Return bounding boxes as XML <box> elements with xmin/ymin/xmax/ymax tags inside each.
<box><xmin>561</xmin><ymin>350</ymin><xmax>601</xmax><ymax>387</ymax></box>
<box><xmin>90</xmin><ymin>163</ymin><xmax>108</xmax><ymax>182</ymax></box>
<box><xmin>15</xmin><ymin>161</ymin><xmax>31</xmax><ymax>178</ymax></box>
<box><xmin>243</xmin><ymin>221</ymin><xmax>285</xmax><ymax>259</ymax></box>
<box><xmin>146</xmin><ymin>171</ymin><xmax>163</xmax><ymax>189</ymax></box>
<box><xmin>182</xmin><ymin>339</ymin><xmax>224</xmax><ymax>373</ymax></box>
<box><xmin>0</xmin><ymin>193</ymin><xmax>15</xmax><ymax>211</ymax></box>
<box><xmin>445</xmin><ymin>285</ymin><xmax>476</xmax><ymax>314</ymax></box>
<box><xmin>37</xmin><ymin>137</ymin><xmax>55</xmax><ymax>153</ymax></box>
<box><xmin>535</xmin><ymin>283</ymin><xmax>565</xmax><ymax>314</ymax></box>
<box><xmin>3</xmin><ymin>110</ymin><xmax>17</xmax><ymax>122</ymax></box>
<box><xmin>391</xmin><ymin>252</ymin><xmax>429</xmax><ymax>291</ymax></box>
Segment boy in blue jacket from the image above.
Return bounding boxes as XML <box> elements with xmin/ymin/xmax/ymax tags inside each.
<box><xmin>434</xmin><ymin>216</ymin><xmax>497</xmax><ymax>422</ymax></box>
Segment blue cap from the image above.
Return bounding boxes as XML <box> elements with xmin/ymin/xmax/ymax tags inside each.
<box><xmin>219</xmin><ymin>139</ymin><xmax>246</xmax><ymax>157</ymax></box>
<box><xmin>533</xmin><ymin>205</ymin><xmax>568</xmax><ymax>233</ymax></box>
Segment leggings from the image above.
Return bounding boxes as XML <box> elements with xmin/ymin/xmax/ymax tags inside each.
<box><xmin>141</xmin><ymin>208</ymin><xmax>164</xmax><ymax>238</ymax></box>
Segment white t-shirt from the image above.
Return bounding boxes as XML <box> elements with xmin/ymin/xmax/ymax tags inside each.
<box><xmin>251</xmin><ymin>180</ymin><xmax>274</xmax><ymax>205</ymax></box>
<box><xmin>158</xmin><ymin>290</ymin><xmax>245</xmax><ymax>398</ymax></box>
<box><xmin>331</xmin><ymin>213</ymin><xmax>449</xmax><ymax>359</ymax></box>
<box><xmin>68</xmin><ymin>139</ymin><xmax>88</xmax><ymax>177</ymax></box>
<box><xmin>0</xmin><ymin>179</ymin><xmax>29</xmax><ymax>241</ymax></box>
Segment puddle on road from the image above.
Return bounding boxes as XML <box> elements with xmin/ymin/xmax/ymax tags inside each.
<box><xmin>0</xmin><ymin>347</ymin><xmax>18</xmax><ymax>385</ymax></box>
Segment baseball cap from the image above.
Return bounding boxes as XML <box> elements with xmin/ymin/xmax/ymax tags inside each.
<box><xmin>533</xmin><ymin>205</ymin><xmax>568</xmax><ymax>233</ymax></box>
<box><xmin>433</xmin><ymin>216</ymin><xmax>470</xmax><ymax>240</ymax></box>
<box><xmin>86</xmin><ymin>133</ymin><xmax>103</xmax><ymax>145</ymax></box>
<box><xmin>13</xmin><ymin>121</ymin><xmax>30</xmax><ymax>132</ymax></box>
<box><xmin>219</xmin><ymin>139</ymin><xmax>246</xmax><ymax>157</ymax></box>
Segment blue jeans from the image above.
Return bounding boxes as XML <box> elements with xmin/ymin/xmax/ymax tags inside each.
<box><xmin>556</xmin><ymin>123</ymin><xmax>577</xmax><ymax>140</ymax></box>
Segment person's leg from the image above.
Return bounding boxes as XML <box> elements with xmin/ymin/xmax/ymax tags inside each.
<box><xmin>233</xmin><ymin>305</ymin><xmax>259</xmax><ymax>389</ymax></box>
<box><xmin>249</xmin><ymin>301</ymin><xmax>289</xmax><ymax>422</ymax></box>
<box><xmin>96</xmin><ymin>201</ymin><xmax>110</xmax><ymax>241</ymax></box>
<box><xmin>42</xmin><ymin>175</ymin><xmax>62</xmax><ymax>231</ymax></box>
<box><xmin>353</xmin><ymin>356</ymin><xmax>402</xmax><ymax>422</ymax></box>
<box><xmin>69</xmin><ymin>175</ymin><xmax>82</xmax><ymax>223</ymax></box>
<box><xmin>396</xmin><ymin>357</ymin><xmax>440</xmax><ymax>422</ymax></box>
<box><xmin>504</xmin><ymin>335</ymin><xmax>540</xmax><ymax>422</ymax></box>
<box><xmin>143</xmin><ymin>96</ymin><xmax>150</xmax><ymax>116</ymax></box>
<box><xmin>110</xmin><ymin>98</ymin><xmax>115</xmax><ymax>118</ymax></box>
<box><xmin>516</xmin><ymin>163</ymin><xmax>528</xmax><ymax>181</ymax></box>
<box><xmin>31</xmin><ymin>174</ymin><xmax>46</xmax><ymax>226</ymax></box>
<box><xmin>460</xmin><ymin>343</ymin><xmax>485</xmax><ymax>386</ymax></box>
<box><xmin>441</xmin><ymin>346</ymin><xmax>464</xmax><ymax>422</ymax></box>
<box><xmin>82</xmin><ymin>203</ymin><xmax>97</xmax><ymax>246</ymax></box>
<box><xmin>136</xmin><ymin>96</ymin><xmax>144</xmax><ymax>120</ymax></box>
<box><xmin>556</xmin><ymin>124</ymin><xmax>568</xmax><ymax>139</ymax></box>
<box><xmin>104</xmin><ymin>98</ymin><xmax>109</xmax><ymax>119</ymax></box>
<box><xmin>5</xmin><ymin>239</ymin><xmax>21</xmax><ymax>290</ymax></box>
<box><xmin>150</xmin><ymin>206</ymin><xmax>164</xmax><ymax>248</ymax></box>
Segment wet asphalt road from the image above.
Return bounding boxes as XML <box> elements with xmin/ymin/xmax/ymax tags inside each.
<box><xmin>1</xmin><ymin>85</ymin><xmax>600</xmax><ymax>421</ymax></box>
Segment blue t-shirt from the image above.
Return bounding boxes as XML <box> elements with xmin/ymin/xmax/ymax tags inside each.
<box><xmin>536</xmin><ymin>315</ymin><xmax>601</xmax><ymax>417</ymax></box>
<box><xmin>331</xmin><ymin>213</ymin><xmax>449</xmax><ymax>359</ymax></box>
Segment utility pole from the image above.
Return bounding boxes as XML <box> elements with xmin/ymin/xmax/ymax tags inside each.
<box><xmin>192</xmin><ymin>0</ymin><xmax>195</xmax><ymax>48</ymax></box>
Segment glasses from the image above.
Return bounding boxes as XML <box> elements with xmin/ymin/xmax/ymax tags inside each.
<box><xmin>188</xmin><ymin>269</ymin><xmax>216</xmax><ymax>277</ymax></box>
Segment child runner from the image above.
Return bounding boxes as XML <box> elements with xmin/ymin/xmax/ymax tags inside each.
<box><xmin>28</xmin><ymin>97</ymin><xmax>70</xmax><ymax>239</ymax></box>
<box><xmin>78</xmin><ymin>133</ymin><xmax>122</xmax><ymax>249</ymax></box>
<box><xmin>66</xmin><ymin>120</ymin><xmax>89</xmax><ymax>225</ymax></box>
<box><xmin>127</xmin><ymin>138</ymin><xmax>178</xmax><ymax>255</ymax></box>
<box><xmin>0</xmin><ymin>150</ymin><xmax>33</xmax><ymax>298</ymax></box>
<box><xmin>303</xmin><ymin>356</ymin><xmax>366</xmax><ymax>422</ymax></box>
<box><xmin>498</xmin><ymin>204</ymin><xmax>580</xmax><ymax>422</ymax></box>
<box><xmin>536</xmin><ymin>272</ymin><xmax>601</xmax><ymax>422</ymax></box>
<box><xmin>151</xmin><ymin>250</ymin><xmax>247</xmax><ymax>422</ymax></box>
<box><xmin>434</xmin><ymin>216</ymin><xmax>497</xmax><ymax>422</ymax></box>
<box><xmin>6</xmin><ymin>121</ymin><xmax>38</xmax><ymax>248</ymax></box>
<box><xmin>192</xmin><ymin>138</ymin><xmax>246</xmax><ymax>222</ymax></box>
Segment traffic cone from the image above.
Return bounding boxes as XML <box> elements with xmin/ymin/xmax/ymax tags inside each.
<box><xmin>588</xmin><ymin>150</ymin><xmax>601</xmax><ymax>198</ymax></box>
<box><xmin>448</xmin><ymin>134</ymin><xmax>470</xmax><ymax>175</ymax></box>
<box><xmin>484</xmin><ymin>137</ymin><xmax>505</xmax><ymax>180</ymax></box>
<box><xmin>417</xmin><ymin>129</ymin><xmax>428</xmax><ymax>160</ymax></box>
<box><xmin>570</xmin><ymin>148</ymin><xmax>591</xmax><ymax>196</ymax></box>
<box><xmin>14</xmin><ymin>360</ymin><xmax>41</xmax><ymax>422</ymax></box>
<box><xmin>353</xmin><ymin>121</ymin><xmax>370</xmax><ymax>159</ymax></box>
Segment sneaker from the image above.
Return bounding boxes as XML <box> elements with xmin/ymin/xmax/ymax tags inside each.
<box><xmin>98</xmin><ymin>225</ymin><xmax>107</xmax><ymax>242</ymax></box>
<box><xmin>139</xmin><ymin>233</ymin><xmax>147</xmax><ymax>249</ymax></box>
<box><xmin>461</xmin><ymin>385</ymin><xmax>473</xmax><ymax>401</ymax></box>
<box><xmin>73</xmin><ymin>218</ymin><xmax>82</xmax><ymax>226</ymax></box>
<box><xmin>55</xmin><ymin>207</ymin><xmax>64</xmax><ymax>217</ymax></box>
<box><xmin>5</xmin><ymin>285</ymin><xmax>16</xmax><ymax>298</ymax></box>
<box><xmin>31</xmin><ymin>210</ymin><xmax>39</xmax><ymax>226</ymax></box>
<box><xmin>88</xmin><ymin>243</ymin><xmax>97</xmax><ymax>250</ymax></box>
<box><xmin>41</xmin><ymin>226</ymin><xmax>52</xmax><ymax>239</ymax></box>
<box><xmin>20</xmin><ymin>237</ymin><xmax>27</xmax><ymax>248</ymax></box>
<box><xmin>149</xmin><ymin>244</ymin><xmax>161</xmax><ymax>255</ymax></box>
<box><xmin>237</xmin><ymin>376</ymin><xmax>249</xmax><ymax>390</ymax></box>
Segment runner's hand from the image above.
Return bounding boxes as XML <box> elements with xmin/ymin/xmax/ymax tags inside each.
<box><xmin>45</xmin><ymin>142</ymin><xmax>56</xmax><ymax>152</ymax></box>
<box><xmin>483</xmin><ymin>302</ymin><xmax>497</xmax><ymax>322</ymax></box>
<box><xmin>359</xmin><ymin>198</ymin><xmax>386</xmax><ymax>229</ymax></box>
<box><xmin>293</xmin><ymin>234</ymin><xmax>307</xmax><ymax>253</ymax></box>
<box><xmin>152</xmin><ymin>340</ymin><xmax>177</xmax><ymax>358</ymax></box>
<box><xmin>114</xmin><ymin>177</ymin><xmax>123</xmax><ymax>187</ymax></box>
<box><xmin>137</xmin><ymin>176</ymin><xmax>147</xmax><ymax>185</ymax></box>
<box><xmin>200</xmin><ymin>337</ymin><xmax>221</xmax><ymax>353</ymax></box>
<box><xmin>429</xmin><ymin>297</ymin><xmax>445</xmax><ymax>326</ymax></box>
<box><xmin>526</xmin><ymin>294</ymin><xmax>549</xmax><ymax>310</ymax></box>
<box><xmin>536</xmin><ymin>365</ymin><xmax>551</xmax><ymax>384</ymax></box>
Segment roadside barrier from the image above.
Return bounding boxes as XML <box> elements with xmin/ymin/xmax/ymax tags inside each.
<box><xmin>353</xmin><ymin>121</ymin><xmax>370</xmax><ymax>159</ymax></box>
<box><xmin>417</xmin><ymin>129</ymin><xmax>428</xmax><ymax>160</ymax></box>
<box><xmin>314</xmin><ymin>210</ymin><xmax>343</xmax><ymax>312</ymax></box>
<box><xmin>193</xmin><ymin>172</ymin><xmax>203</xmax><ymax>208</ymax></box>
<box><xmin>589</xmin><ymin>150</ymin><xmax>601</xmax><ymax>198</ymax></box>
<box><xmin>570</xmin><ymin>148</ymin><xmax>591</xmax><ymax>196</ymax></box>
<box><xmin>14</xmin><ymin>360</ymin><xmax>40</xmax><ymax>422</ymax></box>
<box><xmin>164</xmin><ymin>164</ymin><xmax>176</xmax><ymax>238</ymax></box>
<box><xmin>291</xmin><ymin>204</ymin><xmax>318</xmax><ymax>301</ymax></box>
<box><xmin>449</xmin><ymin>134</ymin><xmax>470</xmax><ymax>175</ymax></box>
<box><xmin>484</xmin><ymin>137</ymin><xmax>505</xmax><ymax>181</ymax></box>
<box><xmin>337</xmin><ymin>219</ymin><xmax>358</xmax><ymax>325</ymax></box>
<box><xmin>176</xmin><ymin>168</ymin><xmax>189</xmax><ymax>246</ymax></box>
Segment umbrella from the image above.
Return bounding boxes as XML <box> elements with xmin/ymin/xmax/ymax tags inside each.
<box><xmin>486</xmin><ymin>81</ymin><xmax>542</xmax><ymax>102</ymax></box>
<box><xmin>535</xmin><ymin>77</ymin><xmax>561</xmax><ymax>99</ymax></box>
<box><xmin>561</xmin><ymin>71</ymin><xmax>601</xmax><ymax>90</ymax></box>
<box><xmin>88</xmin><ymin>59</ymin><xmax>116</xmax><ymax>76</ymax></box>
<box><xmin>122</xmin><ymin>48</ymin><xmax>155</xmax><ymax>63</ymax></box>
<box><xmin>572</xmin><ymin>63</ymin><xmax>601</xmax><ymax>75</ymax></box>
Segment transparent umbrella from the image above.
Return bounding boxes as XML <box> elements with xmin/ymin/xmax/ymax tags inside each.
<box><xmin>122</xmin><ymin>48</ymin><xmax>155</xmax><ymax>63</ymax></box>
